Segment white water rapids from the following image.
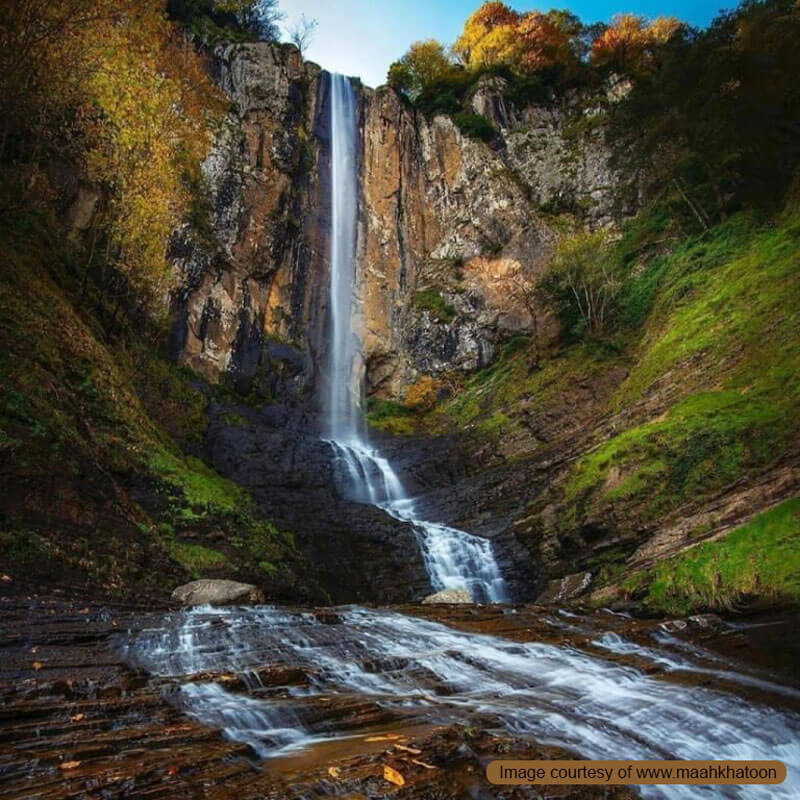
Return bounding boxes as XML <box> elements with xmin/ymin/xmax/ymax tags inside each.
<box><xmin>124</xmin><ymin>605</ymin><xmax>800</xmax><ymax>799</ymax></box>
<box><xmin>325</xmin><ymin>72</ymin><xmax>508</xmax><ymax>603</ymax></box>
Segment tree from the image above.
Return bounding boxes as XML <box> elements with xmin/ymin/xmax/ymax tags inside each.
<box><xmin>607</xmin><ymin>0</ymin><xmax>800</xmax><ymax>218</ymax></box>
<box><xmin>387</xmin><ymin>40</ymin><xmax>454</xmax><ymax>98</ymax></box>
<box><xmin>537</xmin><ymin>229</ymin><xmax>619</xmax><ymax>336</ymax></box>
<box><xmin>215</xmin><ymin>0</ymin><xmax>283</xmax><ymax>39</ymax></box>
<box><xmin>453</xmin><ymin>2</ymin><xmax>521</xmax><ymax>69</ymax></box>
<box><xmin>1</xmin><ymin>0</ymin><xmax>224</xmax><ymax>318</ymax></box>
<box><xmin>452</xmin><ymin>2</ymin><xmax>580</xmax><ymax>75</ymax></box>
<box><xmin>288</xmin><ymin>14</ymin><xmax>317</xmax><ymax>56</ymax></box>
<box><xmin>516</xmin><ymin>11</ymin><xmax>574</xmax><ymax>72</ymax></box>
<box><xmin>590</xmin><ymin>14</ymin><xmax>681</xmax><ymax>75</ymax></box>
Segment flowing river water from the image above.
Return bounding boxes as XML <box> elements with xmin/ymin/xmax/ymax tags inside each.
<box><xmin>122</xmin><ymin>73</ymin><xmax>800</xmax><ymax>797</ymax></box>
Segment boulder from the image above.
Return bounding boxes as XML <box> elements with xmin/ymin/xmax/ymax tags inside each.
<box><xmin>171</xmin><ymin>579</ymin><xmax>265</xmax><ymax>607</ymax></box>
<box><xmin>421</xmin><ymin>588</ymin><xmax>473</xmax><ymax>604</ymax></box>
<box><xmin>535</xmin><ymin>571</ymin><xmax>592</xmax><ymax>604</ymax></box>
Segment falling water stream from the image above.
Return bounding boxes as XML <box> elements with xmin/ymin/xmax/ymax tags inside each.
<box><xmin>124</xmin><ymin>74</ymin><xmax>800</xmax><ymax>797</ymax></box>
<box><xmin>325</xmin><ymin>72</ymin><xmax>508</xmax><ymax>604</ymax></box>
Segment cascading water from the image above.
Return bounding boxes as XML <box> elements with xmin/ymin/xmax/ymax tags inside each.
<box><xmin>325</xmin><ymin>73</ymin><xmax>508</xmax><ymax>603</ymax></box>
<box><xmin>125</xmin><ymin>605</ymin><xmax>800</xmax><ymax>798</ymax></box>
<box><xmin>118</xmin><ymin>73</ymin><xmax>800</xmax><ymax>800</ymax></box>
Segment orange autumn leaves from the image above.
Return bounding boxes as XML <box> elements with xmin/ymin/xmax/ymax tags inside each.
<box><xmin>453</xmin><ymin>2</ymin><xmax>681</xmax><ymax>76</ymax></box>
<box><xmin>590</xmin><ymin>14</ymin><xmax>682</xmax><ymax>73</ymax></box>
<box><xmin>2</xmin><ymin>1</ymin><xmax>224</xmax><ymax>315</ymax></box>
<box><xmin>454</xmin><ymin>2</ymin><xmax>577</xmax><ymax>73</ymax></box>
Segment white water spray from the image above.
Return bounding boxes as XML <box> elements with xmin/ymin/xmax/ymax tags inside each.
<box><xmin>325</xmin><ymin>74</ymin><xmax>508</xmax><ymax>603</ymax></box>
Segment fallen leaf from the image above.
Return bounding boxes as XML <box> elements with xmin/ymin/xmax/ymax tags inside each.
<box><xmin>383</xmin><ymin>765</ymin><xmax>405</xmax><ymax>786</ymax></box>
<box><xmin>411</xmin><ymin>759</ymin><xmax>437</xmax><ymax>770</ymax></box>
<box><xmin>394</xmin><ymin>744</ymin><xmax>422</xmax><ymax>755</ymax></box>
<box><xmin>60</xmin><ymin>761</ymin><xmax>81</xmax><ymax>770</ymax></box>
<box><xmin>69</xmin><ymin>713</ymin><xmax>85</xmax><ymax>722</ymax></box>
<box><xmin>32</xmin><ymin>661</ymin><xmax>43</xmax><ymax>671</ymax></box>
<box><xmin>327</xmin><ymin>766</ymin><xmax>341</xmax><ymax>779</ymax></box>
<box><xmin>168</xmin><ymin>765</ymin><xmax>179</xmax><ymax>777</ymax></box>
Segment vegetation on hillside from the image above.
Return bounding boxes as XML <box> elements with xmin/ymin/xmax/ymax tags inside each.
<box><xmin>388</xmin><ymin>0</ymin><xmax>800</xmax><ymax>225</ymax></box>
<box><xmin>0</xmin><ymin>1</ymin><xmax>305</xmax><ymax>598</ymax></box>
<box><xmin>373</xmin><ymin>200</ymin><xmax>800</xmax><ymax>612</ymax></box>
<box><xmin>0</xmin><ymin>211</ymin><xmax>301</xmax><ymax>598</ymax></box>
<box><xmin>625</xmin><ymin>498</ymin><xmax>800</xmax><ymax>614</ymax></box>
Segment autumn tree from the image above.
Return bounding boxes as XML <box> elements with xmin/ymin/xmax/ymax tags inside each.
<box><xmin>387</xmin><ymin>40</ymin><xmax>455</xmax><ymax>98</ymax></box>
<box><xmin>405</xmin><ymin>376</ymin><xmax>441</xmax><ymax>410</ymax></box>
<box><xmin>453</xmin><ymin>2</ymin><xmax>522</xmax><ymax>70</ymax></box>
<box><xmin>2</xmin><ymin>0</ymin><xmax>224</xmax><ymax>319</ymax></box>
<box><xmin>590</xmin><ymin>13</ymin><xmax>681</xmax><ymax>74</ymax></box>
<box><xmin>453</xmin><ymin>2</ymin><xmax>580</xmax><ymax>75</ymax></box>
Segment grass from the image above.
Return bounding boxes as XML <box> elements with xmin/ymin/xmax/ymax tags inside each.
<box><xmin>414</xmin><ymin>287</ymin><xmax>456</xmax><ymax>323</ymax></box>
<box><xmin>0</xmin><ymin>207</ymin><xmax>295</xmax><ymax>597</ymax></box>
<box><xmin>430</xmin><ymin>335</ymin><xmax>609</xmax><ymax>439</ymax></box>
<box><xmin>624</xmin><ymin>498</ymin><xmax>800</xmax><ymax>615</ymax></box>
<box><xmin>366</xmin><ymin>397</ymin><xmax>419</xmax><ymax>435</ymax></box>
<box><xmin>164</xmin><ymin>541</ymin><xmax>230</xmax><ymax>578</ymax></box>
<box><xmin>563</xmin><ymin>209</ymin><xmax>800</xmax><ymax>521</ymax></box>
<box><xmin>149</xmin><ymin>450</ymin><xmax>244</xmax><ymax>520</ymax></box>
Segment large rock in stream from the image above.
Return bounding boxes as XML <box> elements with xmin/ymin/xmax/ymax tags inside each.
<box><xmin>172</xmin><ymin>579</ymin><xmax>265</xmax><ymax>606</ymax></box>
<box><xmin>421</xmin><ymin>588</ymin><xmax>473</xmax><ymax>604</ymax></box>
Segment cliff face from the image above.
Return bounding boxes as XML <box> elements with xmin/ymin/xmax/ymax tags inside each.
<box><xmin>169</xmin><ymin>42</ymin><xmax>327</xmax><ymax>400</ymax></box>
<box><xmin>358</xmin><ymin>75</ymin><xmax>633</xmax><ymax>398</ymax></box>
<box><xmin>171</xmin><ymin>44</ymin><xmax>630</xmax><ymax>403</ymax></box>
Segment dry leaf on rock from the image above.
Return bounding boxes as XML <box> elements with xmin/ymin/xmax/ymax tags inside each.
<box><xmin>383</xmin><ymin>764</ymin><xmax>405</xmax><ymax>786</ymax></box>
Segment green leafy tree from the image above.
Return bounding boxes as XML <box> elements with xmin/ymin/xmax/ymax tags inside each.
<box><xmin>387</xmin><ymin>40</ymin><xmax>455</xmax><ymax>98</ymax></box>
<box><xmin>537</xmin><ymin>229</ymin><xmax>619</xmax><ymax>336</ymax></box>
<box><xmin>608</xmin><ymin>0</ymin><xmax>800</xmax><ymax>220</ymax></box>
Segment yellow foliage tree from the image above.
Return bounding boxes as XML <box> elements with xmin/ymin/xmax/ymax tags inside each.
<box><xmin>591</xmin><ymin>14</ymin><xmax>681</xmax><ymax>74</ymax></box>
<box><xmin>387</xmin><ymin>40</ymin><xmax>454</xmax><ymax>97</ymax></box>
<box><xmin>453</xmin><ymin>2</ymin><xmax>576</xmax><ymax>74</ymax></box>
<box><xmin>405</xmin><ymin>376</ymin><xmax>441</xmax><ymax>411</ymax></box>
<box><xmin>453</xmin><ymin>2</ymin><xmax>521</xmax><ymax>68</ymax></box>
<box><xmin>79</xmin><ymin>3</ymin><xmax>223</xmax><ymax>310</ymax></box>
<box><xmin>1</xmin><ymin>0</ymin><xmax>224</xmax><ymax>317</ymax></box>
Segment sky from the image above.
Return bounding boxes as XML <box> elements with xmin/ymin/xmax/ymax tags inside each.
<box><xmin>278</xmin><ymin>0</ymin><xmax>733</xmax><ymax>88</ymax></box>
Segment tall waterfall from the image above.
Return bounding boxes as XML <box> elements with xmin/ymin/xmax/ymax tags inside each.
<box><xmin>325</xmin><ymin>74</ymin><xmax>509</xmax><ymax>604</ymax></box>
<box><xmin>327</xmin><ymin>74</ymin><xmax>359</xmax><ymax>440</ymax></box>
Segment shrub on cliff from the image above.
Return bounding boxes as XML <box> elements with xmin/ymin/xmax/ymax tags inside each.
<box><xmin>405</xmin><ymin>377</ymin><xmax>442</xmax><ymax>411</ymax></box>
<box><xmin>536</xmin><ymin>228</ymin><xmax>619</xmax><ymax>337</ymax></box>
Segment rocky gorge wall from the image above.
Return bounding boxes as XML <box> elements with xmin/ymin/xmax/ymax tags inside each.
<box><xmin>170</xmin><ymin>42</ymin><xmax>633</xmax><ymax>405</ymax></box>
<box><xmin>162</xmin><ymin>42</ymin><xmax>640</xmax><ymax>604</ymax></box>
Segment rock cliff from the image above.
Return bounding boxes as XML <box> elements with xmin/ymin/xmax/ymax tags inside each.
<box><xmin>170</xmin><ymin>43</ymin><xmax>630</xmax><ymax>404</ymax></box>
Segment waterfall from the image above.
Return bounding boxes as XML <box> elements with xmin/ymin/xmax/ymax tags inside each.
<box><xmin>327</xmin><ymin>74</ymin><xmax>359</xmax><ymax>441</ymax></box>
<box><xmin>324</xmin><ymin>73</ymin><xmax>509</xmax><ymax>604</ymax></box>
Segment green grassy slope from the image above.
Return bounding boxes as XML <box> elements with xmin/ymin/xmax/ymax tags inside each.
<box><xmin>0</xmin><ymin>212</ymin><xmax>301</xmax><ymax>601</ymax></box>
<box><xmin>373</xmin><ymin>205</ymin><xmax>800</xmax><ymax>613</ymax></box>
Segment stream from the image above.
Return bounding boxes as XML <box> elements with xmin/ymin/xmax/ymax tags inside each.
<box><xmin>121</xmin><ymin>604</ymin><xmax>800</xmax><ymax>799</ymax></box>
